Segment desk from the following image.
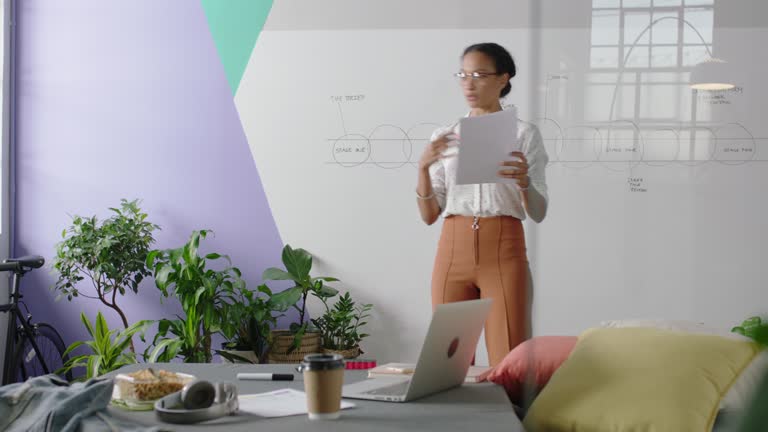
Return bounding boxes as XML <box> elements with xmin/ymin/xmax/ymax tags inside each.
<box><xmin>108</xmin><ymin>363</ymin><xmax>524</xmax><ymax>431</ymax></box>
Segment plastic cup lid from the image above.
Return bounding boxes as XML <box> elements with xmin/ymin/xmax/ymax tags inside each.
<box><xmin>299</xmin><ymin>353</ymin><xmax>345</xmax><ymax>371</ymax></box>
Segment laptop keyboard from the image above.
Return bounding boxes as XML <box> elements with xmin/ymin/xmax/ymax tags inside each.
<box><xmin>363</xmin><ymin>381</ymin><xmax>410</xmax><ymax>396</ymax></box>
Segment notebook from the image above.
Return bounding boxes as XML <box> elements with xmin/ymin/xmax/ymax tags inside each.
<box><xmin>367</xmin><ymin>362</ymin><xmax>492</xmax><ymax>383</ymax></box>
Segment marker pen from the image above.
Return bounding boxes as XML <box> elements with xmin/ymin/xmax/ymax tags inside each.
<box><xmin>236</xmin><ymin>373</ymin><xmax>294</xmax><ymax>381</ymax></box>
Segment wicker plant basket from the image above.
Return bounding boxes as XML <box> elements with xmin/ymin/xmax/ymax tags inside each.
<box><xmin>268</xmin><ymin>330</ymin><xmax>322</xmax><ymax>363</ymax></box>
<box><xmin>322</xmin><ymin>346</ymin><xmax>361</xmax><ymax>359</ymax></box>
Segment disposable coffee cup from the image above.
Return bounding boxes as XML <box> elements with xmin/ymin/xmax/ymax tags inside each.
<box><xmin>297</xmin><ymin>353</ymin><xmax>345</xmax><ymax>420</ymax></box>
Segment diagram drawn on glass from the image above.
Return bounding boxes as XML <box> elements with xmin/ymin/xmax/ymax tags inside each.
<box><xmin>326</xmin><ymin>82</ymin><xmax>764</xmax><ymax>173</ymax></box>
<box><xmin>327</xmin><ymin>96</ymin><xmax>442</xmax><ymax>170</ymax></box>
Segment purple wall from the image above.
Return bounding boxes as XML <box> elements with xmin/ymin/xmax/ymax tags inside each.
<box><xmin>14</xmin><ymin>1</ymin><xmax>286</xmax><ymax>352</ymax></box>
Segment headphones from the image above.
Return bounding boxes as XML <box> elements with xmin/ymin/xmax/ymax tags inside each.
<box><xmin>154</xmin><ymin>380</ymin><xmax>239</xmax><ymax>424</ymax></box>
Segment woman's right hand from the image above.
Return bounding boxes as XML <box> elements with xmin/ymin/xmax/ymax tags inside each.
<box><xmin>418</xmin><ymin>130</ymin><xmax>458</xmax><ymax>171</ymax></box>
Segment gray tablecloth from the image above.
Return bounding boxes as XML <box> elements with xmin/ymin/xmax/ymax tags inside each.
<box><xmin>107</xmin><ymin>363</ymin><xmax>524</xmax><ymax>432</ymax></box>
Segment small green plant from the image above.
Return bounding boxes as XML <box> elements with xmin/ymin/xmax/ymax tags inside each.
<box><xmin>312</xmin><ymin>292</ymin><xmax>372</xmax><ymax>351</ymax></box>
<box><xmin>58</xmin><ymin>311</ymin><xmax>152</xmax><ymax>380</ymax></box>
<box><xmin>146</xmin><ymin>230</ymin><xmax>244</xmax><ymax>363</ymax></box>
<box><xmin>732</xmin><ymin>317</ymin><xmax>768</xmax><ymax>431</ymax></box>
<box><xmin>217</xmin><ymin>284</ymin><xmax>280</xmax><ymax>363</ymax></box>
<box><xmin>52</xmin><ymin>199</ymin><xmax>158</xmax><ymax>353</ymax></box>
<box><xmin>146</xmin><ymin>317</ymin><xmax>208</xmax><ymax>363</ymax></box>
<box><xmin>731</xmin><ymin>316</ymin><xmax>768</xmax><ymax>346</ymax></box>
<box><xmin>264</xmin><ymin>245</ymin><xmax>339</xmax><ymax>352</ymax></box>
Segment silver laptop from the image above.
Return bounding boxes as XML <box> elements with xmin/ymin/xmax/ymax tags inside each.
<box><xmin>342</xmin><ymin>298</ymin><xmax>492</xmax><ymax>402</ymax></box>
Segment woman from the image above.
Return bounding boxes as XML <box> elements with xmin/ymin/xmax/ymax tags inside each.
<box><xmin>416</xmin><ymin>43</ymin><xmax>549</xmax><ymax>366</ymax></box>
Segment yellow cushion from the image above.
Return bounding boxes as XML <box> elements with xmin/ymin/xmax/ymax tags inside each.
<box><xmin>523</xmin><ymin>327</ymin><xmax>759</xmax><ymax>432</ymax></box>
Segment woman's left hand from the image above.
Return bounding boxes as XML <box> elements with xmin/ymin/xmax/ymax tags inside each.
<box><xmin>498</xmin><ymin>151</ymin><xmax>529</xmax><ymax>188</ymax></box>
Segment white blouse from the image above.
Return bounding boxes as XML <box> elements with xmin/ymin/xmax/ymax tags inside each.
<box><xmin>428</xmin><ymin>112</ymin><xmax>549</xmax><ymax>220</ymax></box>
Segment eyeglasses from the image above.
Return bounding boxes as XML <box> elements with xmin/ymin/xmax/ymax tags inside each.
<box><xmin>454</xmin><ymin>71</ymin><xmax>501</xmax><ymax>81</ymax></box>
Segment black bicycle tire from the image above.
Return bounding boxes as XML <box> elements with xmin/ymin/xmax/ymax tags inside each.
<box><xmin>11</xmin><ymin>323</ymin><xmax>73</xmax><ymax>383</ymax></box>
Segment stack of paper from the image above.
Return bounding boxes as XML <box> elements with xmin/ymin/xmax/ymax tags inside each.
<box><xmin>366</xmin><ymin>363</ymin><xmax>492</xmax><ymax>383</ymax></box>
<box><xmin>238</xmin><ymin>388</ymin><xmax>356</xmax><ymax>418</ymax></box>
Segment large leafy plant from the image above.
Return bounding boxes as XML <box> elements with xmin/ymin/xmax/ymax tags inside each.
<box><xmin>264</xmin><ymin>245</ymin><xmax>339</xmax><ymax>351</ymax></box>
<box><xmin>146</xmin><ymin>230</ymin><xmax>244</xmax><ymax>363</ymax></box>
<box><xmin>311</xmin><ymin>292</ymin><xmax>372</xmax><ymax>351</ymax></box>
<box><xmin>52</xmin><ymin>199</ymin><xmax>158</xmax><ymax>352</ymax></box>
<box><xmin>58</xmin><ymin>311</ymin><xmax>151</xmax><ymax>380</ymax></box>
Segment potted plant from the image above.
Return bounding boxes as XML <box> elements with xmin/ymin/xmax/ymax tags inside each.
<box><xmin>145</xmin><ymin>230</ymin><xmax>244</xmax><ymax>363</ymax></box>
<box><xmin>732</xmin><ymin>316</ymin><xmax>768</xmax><ymax>342</ymax></box>
<box><xmin>217</xmin><ymin>284</ymin><xmax>279</xmax><ymax>364</ymax></box>
<box><xmin>58</xmin><ymin>311</ymin><xmax>152</xmax><ymax>380</ymax></box>
<box><xmin>264</xmin><ymin>245</ymin><xmax>339</xmax><ymax>363</ymax></box>
<box><xmin>312</xmin><ymin>291</ymin><xmax>373</xmax><ymax>359</ymax></box>
<box><xmin>730</xmin><ymin>317</ymin><xmax>768</xmax><ymax>432</ymax></box>
<box><xmin>52</xmin><ymin>199</ymin><xmax>158</xmax><ymax>352</ymax></box>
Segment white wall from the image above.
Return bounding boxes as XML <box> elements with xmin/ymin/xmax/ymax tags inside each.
<box><xmin>234</xmin><ymin>0</ymin><xmax>768</xmax><ymax>364</ymax></box>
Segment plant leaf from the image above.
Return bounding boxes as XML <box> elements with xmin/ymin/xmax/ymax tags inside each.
<box><xmin>270</xmin><ymin>287</ymin><xmax>302</xmax><ymax>311</ymax></box>
<box><xmin>288</xmin><ymin>323</ymin><xmax>307</xmax><ymax>354</ymax></box>
<box><xmin>281</xmin><ymin>245</ymin><xmax>312</xmax><ymax>282</ymax></box>
<box><xmin>94</xmin><ymin>312</ymin><xmax>109</xmax><ymax>347</ymax></box>
<box><xmin>314</xmin><ymin>277</ymin><xmax>340</xmax><ymax>282</ymax></box>
<box><xmin>215</xmin><ymin>350</ymin><xmax>257</xmax><ymax>364</ymax></box>
<box><xmin>315</xmin><ymin>285</ymin><xmax>338</xmax><ymax>298</ymax></box>
<box><xmin>149</xmin><ymin>338</ymin><xmax>182</xmax><ymax>363</ymax></box>
<box><xmin>257</xmin><ymin>284</ymin><xmax>273</xmax><ymax>296</ymax></box>
<box><xmin>262</xmin><ymin>268</ymin><xmax>295</xmax><ymax>281</ymax></box>
<box><xmin>62</xmin><ymin>340</ymin><xmax>87</xmax><ymax>357</ymax></box>
<box><xmin>80</xmin><ymin>313</ymin><xmax>95</xmax><ymax>339</ymax></box>
<box><xmin>154</xmin><ymin>265</ymin><xmax>172</xmax><ymax>289</ymax></box>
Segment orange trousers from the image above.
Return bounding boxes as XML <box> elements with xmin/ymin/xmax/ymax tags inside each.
<box><xmin>431</xmin><ymin>215</ymin><xmax>531</xmax><ymax>366</ymax></box>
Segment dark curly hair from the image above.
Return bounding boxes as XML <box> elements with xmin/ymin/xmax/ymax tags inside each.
<box><xmin>462</xmin><ymin>43</ymin><xmax>516</xmax><ymax>98</ymax></box>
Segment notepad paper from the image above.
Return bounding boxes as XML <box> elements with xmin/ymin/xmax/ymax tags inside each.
<box><xmin>455</xmin><ymin>107</ymin><xmax>520</xmax><ymax>185</ymax></box>
<box><xmin>238</xmin><ymin>388</ymin><xmax>355</xmax><ymax>418</ymax></box>
<box><xmin>367</xmin><ymin>363</ymin><xmax>492</xmax><ymax>383</ymax></box>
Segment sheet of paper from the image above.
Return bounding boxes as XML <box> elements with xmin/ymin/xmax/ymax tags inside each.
<box><xmin>369</xmin><ymin>362</ymin><xmax>416</xmax><ymax>375</ymax></box>
<box><xmin>455</xmin><ymin>107</ymin><xmax>520</xmax><ymax>185</ymax></box>
<box><xmin>238</xmin><ymin>388</ymin><xmax>355</xmax><ymax>418</ymax></box>
<box><xmin>465</xmin><ymin>365</ymin><xmax>493</xmax><ymax>383</ymax></box>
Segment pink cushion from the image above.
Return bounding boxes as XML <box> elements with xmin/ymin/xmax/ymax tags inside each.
<box><xmin>483</xmin><ymin>336</ymin><xmax>578</xmax><ymax>405</ymax></box>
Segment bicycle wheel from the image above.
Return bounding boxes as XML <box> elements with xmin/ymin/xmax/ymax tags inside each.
<box><xmin>11</xmin><ymin>323</ymin><xmax>72</xmax><ymax>383</ymax></box>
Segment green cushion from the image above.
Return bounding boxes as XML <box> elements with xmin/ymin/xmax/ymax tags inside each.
<box><xmin>523</xmin><ymin>327</ymin><xmax>759</xmax><ymax>432</ymax></box>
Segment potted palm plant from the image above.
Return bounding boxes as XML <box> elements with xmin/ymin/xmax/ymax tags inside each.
<box><xmin>145</xmin><ymin>230</ymin><xmax>245</xmax><ymax>363</ymax></box>
<box><xmin>58</xmin><ymin>311</ymin><xmax>152</xmax><ymax>379</ymax></box>
<box><xmin>312</xmin><ymin>292</ymin><xmax>373</xmax><ymax>359</ymax></box>
<box><xmin>264</xmin><ymin>245</ymin><xmax>339</xmax><ymax>363</ymax></box>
